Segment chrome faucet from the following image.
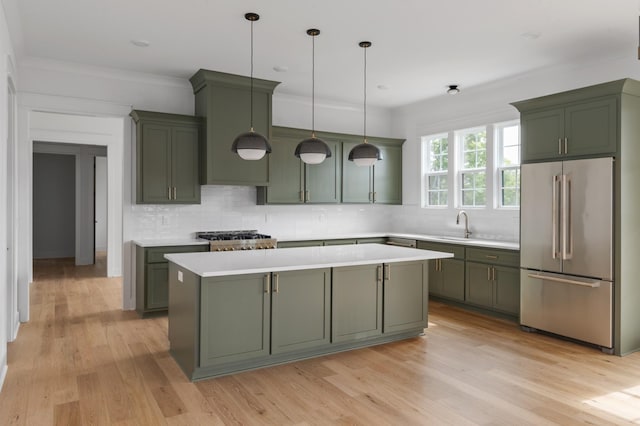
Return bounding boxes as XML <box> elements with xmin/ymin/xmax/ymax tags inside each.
<box><xmin>456</xmin><ymin>210</ymin><xmax>472</xmax><ymax>238</ymax></box>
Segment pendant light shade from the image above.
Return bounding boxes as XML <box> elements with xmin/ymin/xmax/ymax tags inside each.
<box><xmin>295</xmin><ymin>29</ymin><xmax>332</xmax><ymax>165</ymax></box>
<box><xmin>231</xmin><ymin>12</ymin><xmax>271</xmax><ymax>161</ymax></box>
<box><xmin>349</xmin><ymin>41</ymin><xmax>382</xmax><ymax>167</ymax></box>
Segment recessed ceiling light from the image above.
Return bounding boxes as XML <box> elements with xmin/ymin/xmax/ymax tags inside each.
<box><xmin>131</xmin><ymin>39</ymin><xmax>150</xmax><ymax>47</ymax></box>
<box><xmin>377</xmin><ymin>84</ymin><xmax>389</xmax><ymax>90</ymax></box>
<box><xmin>447</xmin><ymin>84</ymin><xmax>460</xmax><ymax>95</ymax></box>
<box><xmin>521</xmin><ymin>32</ymin><xmax>541</xmax><ymax>40</ymax></box>
<box><xmin>273</xmin><ymin>65</ymin><xmax>289</xmax><ymax>72</ymax></box>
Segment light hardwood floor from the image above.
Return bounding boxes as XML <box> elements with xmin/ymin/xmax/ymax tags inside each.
<box><xmin>1</xmin><ymin>258</ymin><xmax>640</xmax><ymax>425</ymax></box>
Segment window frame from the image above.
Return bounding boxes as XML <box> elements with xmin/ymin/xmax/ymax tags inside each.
<box><xmin>495</xmin><ymin>120</ymin><xmax>521</xmax><ymax>209</ymax></box>
<box><xmin>457</xmin><ymin>126</ymin><xmax>488</xmax><ymax>209</ymax></box>
<box><xmin>420</xmin><ymin>120</ymin><xmax>521</xmax><ymax>212</ymax></box>
<box><xmin>422</xmin><ymin>133</ymin><xmax>449</xmax><ymax>208</ymax></box>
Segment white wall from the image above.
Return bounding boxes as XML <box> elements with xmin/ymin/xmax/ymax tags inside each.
<box><xmin>391</xmin><ymin>51</ymin><xmax>640</xmax><ymax>241</ymax></box>
<box><xmin>0</xmin><ymin>0</ymin><xmax>16</xmax><ymax>393</ymax></box>
<box><xmin>95</xmin><ymin>156</ymin><xmax>107</xmax><ymax>252</ymax></box>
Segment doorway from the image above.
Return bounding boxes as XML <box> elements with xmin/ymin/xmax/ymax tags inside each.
<box><xmin>32</xmin><ymin>143</ymin><xmax>108</xmax><ymax>272</ymax></box>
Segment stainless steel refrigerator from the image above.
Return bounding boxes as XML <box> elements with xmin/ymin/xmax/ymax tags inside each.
<box><xmin>520</xmin><ymin>156</ymin><xmax>613</xmax><ymax>350</ymax></box>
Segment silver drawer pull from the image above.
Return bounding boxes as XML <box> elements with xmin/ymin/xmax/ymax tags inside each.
<box><xmin>485</xmin><ymin>255</ymin><xmax>498</xmax><ymax>260</ymax></box>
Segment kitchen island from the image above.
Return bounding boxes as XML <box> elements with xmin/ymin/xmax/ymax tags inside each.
<box><xmin>165</xmin><ymin>243</ymin><xmax>453</xmax><ymax>380</ymax></box>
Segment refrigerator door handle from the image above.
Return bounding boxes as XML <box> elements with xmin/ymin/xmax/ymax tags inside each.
<box><xmin>552</xmin><ymin>175</ymin><xmax>561</xmax><ymax>259</ymax></box>
<box><xmin>527</xmin><ymin>273</ymin><xmax>600</xmax><ymax>288</ymax></box>
<box><xmin>561</xmin><ymin>174</ymin><xmax>573</xmax><ymax>260</ymax></box>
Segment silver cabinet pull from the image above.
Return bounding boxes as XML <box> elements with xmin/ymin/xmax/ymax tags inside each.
<box><xmin>558</xmin><ymin>138</ymin><xmax>562</xmax><ymax>155</ymax></box>
<box><xmin>299</xmin><ymin>190</ymin><xmax>304</xmax><ymax>202</ymax></box>
<box><xmin>485</xmin><ymin>255</ymin><xmax>498</xmax><ymax>260</ymax></box>
<box><xmin>373</xmin><ymin>192</ymin><xmax>377</xmax><ymax>203</ymax></box>
<box><xmin>305</xmin><ymin>190</ymin><xmax>310</xmax><ymax>203</ymax></box>
<box><xmin>492</xmin><ymin>267</ymin><xmax>496</xmax><ymax>281</ymax></box>
<box><xmin>384</xmin><ymin>264</ymin><xmax>390</xmax><ymax>280</ymax></box>
<box><xmin>168</xmin><ymin>186</ymin><xmax>172</xmax><ymax>200</ymax></box>
<box><xmin>564</xmin><ymin>137</ymin><xmax>568</xmax><ymax>154</ymax></box>
<box><xmin>369</xmin><ymin>191</ymin><xmax>373</xmax><ymax>202</ymax></box>
<box><xmin>264</xmin><ymin>274</ymin><xmax>271</xmax><ymax>293</ymax></box>
<box><xmin>487</xmin><ymin>267</ymin><xmax>492</xmax><ymax>281</ymax></box>
<box><xmin>274</xmin><ymin>273</ymin><xmax>279</xmax><ymax>293</ymax></box>
<box><xmin>377</xmin><ymin>265</ymin><xmax>383</xmax><ymax>282</ymax></box>
<box><xmin>173</xmin><ymin>187</ymin><xmax>177</xmax><ymax>200</ymax></box>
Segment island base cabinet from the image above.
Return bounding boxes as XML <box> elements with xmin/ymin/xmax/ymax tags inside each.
<box><xmin>332</xmin><ymin>264</ymin><xmax>383</xmax><ymax>343</ymax></box>
<box><xmin>383</xmin><ymin>261</ymin><xmax>429</xmax><ymax>334</ymax></box>
<box><xmin>271</xmin><ymin>269</ymin><xmax>331</xmax><ymax>354</ymax></box>
<box><xmin>200</xmin><ymin>274</ymin><xmax>271</xmax><ymax>367</ymax></box>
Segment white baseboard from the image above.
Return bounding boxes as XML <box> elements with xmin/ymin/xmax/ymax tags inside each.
<box><xmin>10</xmin><ymin>312</ymin><xmax>20</xmax><ymax>342</ymax></box>
<box><xmin>0</xmin><ymin>354</ymin><xmax>7</xmax><ymax>393</ymax></box>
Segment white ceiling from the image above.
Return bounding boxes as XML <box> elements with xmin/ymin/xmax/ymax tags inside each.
<box><xmin>5</xmin><ymin>0</ymin><xmax>638</xmax><ymax>107</ymax></box>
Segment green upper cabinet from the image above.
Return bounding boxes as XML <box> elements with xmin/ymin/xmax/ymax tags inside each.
<box><xmin>342</xmin><ymin>137</ymin><xmax>404</xmax><ymax>204</ymax></box>
<box><xmin>257</xmin><ymin>127</ymin><xmax>341</xmax><ymax>204</ymax></box>
<box><xmin>131</xmin><ymin>110</ymin><xmax>201</xmax><ymax>204</ymax></box>
<box><xmin>512</xmin><ymin>82</ymin><xmax>625</xmax><ymax>163</ymax></box>
<box><xmin>190</xmin><ymin>69</ymin><xmax>280</xmax><ymax>186</ymax></box>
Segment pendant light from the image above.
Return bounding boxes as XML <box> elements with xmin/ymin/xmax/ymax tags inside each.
<box><xmin>231</xmin><ymin>12</ymin><xmax>271</xmax><ymax>161</ymax></box>
<box><xmin>348</xmin><ymin>41</ymin><xmax>382</xmax><ymax>167</ymax></box>
<box><xmin>295</xmin><ymin>29</ymin><xmax>332</xmax><ymax>165</ymax></box>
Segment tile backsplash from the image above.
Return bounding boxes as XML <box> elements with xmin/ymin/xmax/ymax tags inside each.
<box><xmin>129</xmin><ymin>186</ymin><xmax>519</xmax><ymax>242</ymax></box>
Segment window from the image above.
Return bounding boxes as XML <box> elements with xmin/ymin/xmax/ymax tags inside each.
<box><xmin>423</xmin><ymin>134</ymin><xmax>448</xmax><ymax>206</ymax></box>
<box><xmin>421</xmin><ymin>121</ymin><xmax>520</xmax><ymax>210</ymax></box>
<box><xmin>458</xmin><ymin>128</ymin><xmax>487</xmax><ymax>207</ymax></box>
<box><xmin>497</xmin><ymin>122</ymin><xmax>520</xmax><ymax>207</ymax></box>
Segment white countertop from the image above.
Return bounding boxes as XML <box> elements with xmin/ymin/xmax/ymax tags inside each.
<box><xmin>276</xmin><ymin>232</ymin><xmax>520</xmax><ymax>250</ymax></box>
<box><xmin>134</xmin><ymin>232</ymin><xmax>519</xmax><ymax>251</ymax></box>
<box><xmin>165</xmin><ymin>243</ymin><xmax>454</xmax><ymax>277</ymax></box>
<box><xmin>133</xmin><ymin>239</ymin><xmax>209</xmax><ymax>248</ymax></box>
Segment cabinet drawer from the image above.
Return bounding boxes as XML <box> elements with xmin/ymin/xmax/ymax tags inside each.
<box><xmin>466</xmin><ymin>248</ymin><xmax>519</xmax><ymax>267</ymax></box>
<box><xmin>417</xmin><ymin>241</ymin><xmax>465</xmax><ymax>260</ymax></box>
<box><xmin>146</xmin><ymin>245</ymin><xmax>209</xmax><ymax>263</ymax></box>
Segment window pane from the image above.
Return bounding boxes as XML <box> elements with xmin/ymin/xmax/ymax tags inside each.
<box><xmin>500</xmin><ymin>168</ymin><xmax>520</xmax><ymax>207</ymax></box>
<box><xmin>499</xmin><ymin>124</ymin><xmax>520</xmax><ymax>167</ymax></box>
<box><xmin>461</xmin><ymin>130</ymin><xmax>487</xmax><ymax>169</ymax></box>
<box><xmin>428</xmin><ymin>137</ymin><xmax>448</xmax><ymax>172</ymax></box>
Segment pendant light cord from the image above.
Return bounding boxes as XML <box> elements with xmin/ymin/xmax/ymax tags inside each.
<box><xmin>311</xmin><ymin>33</ymin><xmax>316</xmax><ymax>136</ymax></box>
<box><xmin>363</xmin><ymin>45</ymin><xmax>367</xmax><ymax>143</ymax></box>
<box><xmin>250</xmin><ymin>18</ymin><xmax>254</xmax><ymax>132</ymax></box>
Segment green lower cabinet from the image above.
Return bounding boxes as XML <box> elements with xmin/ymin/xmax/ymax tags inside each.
<box><xmin>271</xmin><ymin>269</ymin><xmax>331</xmax><ymax>354</ymax></box>
<box><xmin>146</xmin><ymin>263</ymin><xmax>169</xmax><ymax>309</ymax></box>
<box><xmin>276</xmin><ymin>240</ymin><xmax>324</xmax><ymax>248</ymax></box>
<box><xmin>429</xmin><ymin>258</ymin><xmax>465</xmax><ymax>301</ymax></box>
<box><xmin>383</xmin><ymin>261</ymin><xmax>428</xmax><ymax>334</ymax></box>
<box><xmin>493</xmin><ymin>265</ymin><xmax>520</xmax><ymax>315</ymax></box>
<box><xmin>465</xmin><ymin>262</ymin><xmax>520</xmax><ymax>315</ymax></box>
<box><xmin>332</xmin><ymin>264</ymin><xmax>383</xmax><ymax>343</ymax></box>
<box><xmin>200</xmin><ymin>273</ymin><xmax>271</xmax><ymax>367</ymax></box>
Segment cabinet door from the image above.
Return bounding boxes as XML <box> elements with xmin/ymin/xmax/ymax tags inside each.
<box><xmin>271</xmin><ymin>269</ymin><xmax>331</xmax><ymax>354</ymax></box>
<box><xmin>427</xmin><ymin>260</ymin><xmax>444</xmax><ymax>297</ymax></box>
<box><xmin>383</xmin><ymin>261</ymin><xmax>428</xmax><ymax>334</ymax></box>
<box><xmin>305</xmin><ymin>139</ymin><xmax>342</xmax><ymax>203</ymax></box>
<box><xmin>263</xmin><ymin>137</ymin><xmax>304</xmax><ymax>204</ymax></box>
<box><xmin>440</xmin><ymin>258</ymin><xmax>465</xmax><ymax>301</ymax></box>
<box><xmin>465</xmin><ymin>261</ymin><xmax>494</xmax><ymax>309</ymax></box>
<box><xmin>332</xmin><ymin>264</ymin><xmax>383</xmax><ymax>343</ymax></box>
<box><xmin>493</xmin><ymin>266</ymin><xmax>520</xmax><ymax>315</ymax></box>
<box><xmin>520</xmin><ymin>108</ymin><xmax>565</xmax><ymax>162</ymax></box>
<box><xmin>341</xmin><ymin>142</ymin><xmax>372</xmax><ymax>203</ymax></box>
<box><xmin>373</xmin><ymin>144</ymin><xmax>403</xmax><ymax>204</ymax></box>
<box><xmin>564</xmin><ymin>97</ymin><xmax>617</xmax><ymax>158</ymax></box>
<box><xmin>171</xmin><ymin>126</ymin><xmax>200</xmax><ymax>203</ymax></box>
<box><xmin>200</xmin><ymin>274</ymin><xmax>270</xmax><ymax>366</ymax></box>
<box><xmin>146</xmin><ymin>263</ymin><xmax>169</xmax><ymax>310</ymax></box>
<box><xmin>203</xmin><ymin>85</ymin><xmax>270</xmax><ymax>186</ymax></box>
<box><xmin>139</xmin><ymin>123</ymin><xmax>172</xmax><ymax>203</ymax></box>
